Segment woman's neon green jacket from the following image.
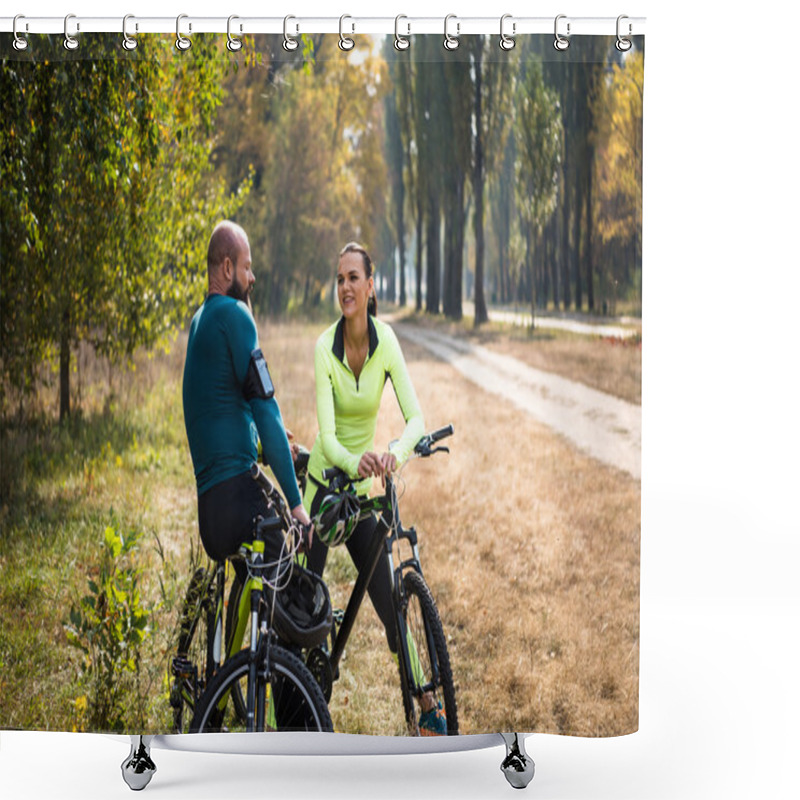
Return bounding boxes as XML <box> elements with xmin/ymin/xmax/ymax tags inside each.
<box><xmin>304</xmin><ymin>315</ymin><xmax>424</xmax><ymax>507</ymax></box>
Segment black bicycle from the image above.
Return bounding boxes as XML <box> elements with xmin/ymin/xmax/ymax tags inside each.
<box><xmin>227</xmin><ymin>425</ymin><xmax>459</xmax><ymax>735</ymax></box>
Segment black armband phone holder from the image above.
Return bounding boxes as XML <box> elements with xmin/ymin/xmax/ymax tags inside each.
<box><xmin>243</xmin><ymin>348</ymin><xmax>275</xmax><ymax>401</ymax></box>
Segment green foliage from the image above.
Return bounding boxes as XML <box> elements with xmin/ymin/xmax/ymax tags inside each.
<box><xmin>515</xmin><ymin>61</ymin><xmax>562</xmax><ymax>236</ymax></box>
<box><xmin>65</xmin><ymin>519</ymin><xmax>155</xmax><ymax>731</ymax></box>
<box><xmin>1</xmin><ymin>34</ymin><xmax>249</xmax><ymax>419</ymax></box>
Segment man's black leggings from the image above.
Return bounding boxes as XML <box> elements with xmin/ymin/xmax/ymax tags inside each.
<box><xmin>198</xmin><ymin>470</ymin><xmax>284</xmax><ymax>564</ymax></box>
<box><xmin>306</xmin><ymin>489</ymin><xmax>398</xmax><ymax>654</ymax></box>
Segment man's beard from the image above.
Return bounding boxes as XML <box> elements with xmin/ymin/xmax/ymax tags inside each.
<box><xmin>226</xmin><ymin>266</ymin><xmax>251</xmax><ymax>308</ymax></box>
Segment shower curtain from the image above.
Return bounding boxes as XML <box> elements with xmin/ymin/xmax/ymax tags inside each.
<box><xmin>1</xmin><ymin>25</ymin><xmax>643</xmax><ymax>740</ymax></box>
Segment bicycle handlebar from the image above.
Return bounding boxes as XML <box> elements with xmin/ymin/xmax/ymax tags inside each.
<box><xmin>414</xmin><ymin>424</ymin><xmax>454</xmax><ymax>454</ymax></box>
<box><xmin>320</xmin><ymin>424</ymin><xmax>454</xmax><ymax>488</ymax></box>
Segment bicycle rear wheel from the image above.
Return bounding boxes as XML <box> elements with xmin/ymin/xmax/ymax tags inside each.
<box><xmin>170</xmin><ymin>567</ymin><xmax>215</xmax><ymax>733</ymax></box>
<box><xmin>225</xmin><ymin>570</ymin><xmax>250</xmax><ymax>722</ymax></box>
<box><xmin>399</xmin><ymin>570</ymin><xmax>459</xmax><ymax>735</ymax></box>
<box><xmin>189</xmin><ymin>645</ymin><xmax>333</xmax><ymax>733</ymax></box>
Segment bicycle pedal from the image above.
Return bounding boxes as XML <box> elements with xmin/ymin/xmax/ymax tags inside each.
<box><xmin>171</xmin><ymin>655</ymin><xmax>195</xmax><ymax>678</ymax></box>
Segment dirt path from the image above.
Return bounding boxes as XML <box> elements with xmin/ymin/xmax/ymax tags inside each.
<box><xmin>394</xmin><ymin>323</ymin><xmax>641</xmax><ymax>480</ymax></box>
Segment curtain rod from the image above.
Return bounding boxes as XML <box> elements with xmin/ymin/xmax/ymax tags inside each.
<box><xmin>1</xmin><ymin>15</ymin><xmax>646</xmax><ymax>37</ymax></box>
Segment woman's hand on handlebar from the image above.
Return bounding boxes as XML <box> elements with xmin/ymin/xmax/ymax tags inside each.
<box><xmin>357</xmin><ymin>451</ymin><xmax>397</xmax><ymax>487</ymax></box>
<box><xmin>378</xmin><ymin>452</ymin><xmax>397</xmax><ymax>487</ymax></box>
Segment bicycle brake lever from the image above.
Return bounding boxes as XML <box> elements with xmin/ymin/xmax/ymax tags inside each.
<box><xmin>431</xmin><ymin>445</ymin><xmax>450</xmax><ymax>455</ymax></box>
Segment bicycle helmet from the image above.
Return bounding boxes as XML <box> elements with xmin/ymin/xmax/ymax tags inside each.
<box><xmin>268</xmin><ymin>564</ymin><xmax>332</xmax><ymax>649</ymax></box>
<box><xmin>313</xmin><ymin>488</ymin><xmax>360</xmax><ymax>547</ymax></box>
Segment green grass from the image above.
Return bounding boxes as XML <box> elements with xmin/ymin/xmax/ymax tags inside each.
<box><xmin>0</xmin><ymin>353</ymin><xmax>195</xmax><ymax>733</ymax></box>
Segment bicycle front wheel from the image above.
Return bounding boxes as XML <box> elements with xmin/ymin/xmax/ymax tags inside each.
<box><xmin>399</xmin><ymin>570</ymin><xmax>459</xmax><ymax>735</ymax></box>
<box><xmin>189</xmin><ymin>646</ymin><xmax>333</xmax><ymax>733</ymax></box>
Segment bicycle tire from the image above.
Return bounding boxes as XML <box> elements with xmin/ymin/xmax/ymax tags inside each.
<box><xmin>189</xmin><ymin>645</ymin><xmax>333</xmax><ymax>733</ymax></box>
<box><xmin>170</xmin><ymin>567</ymin><xmax>215</xmax><ymax>733</ymax></box>
<box><xmin>399</xmin><ymin>570</ymin><xmax>459</xmax><ymax>735</ymax></box>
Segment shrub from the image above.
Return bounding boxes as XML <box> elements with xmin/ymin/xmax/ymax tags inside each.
<box><xmin>65</xmin><ymin>520</ymin><xmax>154</xmax><ymax>731</ymax></box>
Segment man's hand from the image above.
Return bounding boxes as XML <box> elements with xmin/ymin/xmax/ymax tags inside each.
<box><xmin>286</xmin><ymin>428</ymin><xmax>301</xmax><ymax>462</ymax></box>
<box><xmin>290</xmin><ymin>504</ymin><xmax>313</xmax><ymax>551</ymax></box>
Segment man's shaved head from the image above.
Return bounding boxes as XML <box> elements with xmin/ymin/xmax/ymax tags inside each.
<box><xmin>207</xmin><ymin>221</ymin><xmax>249</xmax><ymax>276</ymax></box>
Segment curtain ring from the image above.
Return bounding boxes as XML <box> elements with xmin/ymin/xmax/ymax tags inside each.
<box><xmin>122</xmin><ymin>14</ymin><xmax>138</xmax><ymax>51</ymax></box>
<box><xmin>443</xmin><ymin>14</ymin><xmax>460</xmax><ymax>51</ymax></box>
<box><xmin>12</xmin><ymin>15</ymin><xmax>29</xmax><ymax>51</ymax></box>
<box><xmin>616</xmin><ymin>15</ymin><xmax>633</xmax><ymax>51</ymax></box>
<box><xmin>499</xmin><ymin>14</ymin><xmax>516</xmax><ymax>51</ymax></box>
<box><xmin>227</xmin><ymin>15</ymin><xmax>243</xmax><ymax>52</ymax></box>
<box><xmin>282</xmin><ymin>15</ymin><xmax>299</xmax><ymax>51</ymax></box>
<box><xmin>339</xmin><ymin>15</ymin><xmax>355</xmax><ymax>51</ymax></box>
<box><xmin>63</xmin><ymin>13</ymin><xmax>79</xmax><ymax>51</ymax></box>
<box><xmin>394</xmin><ymin>15</ymin><xmax>410</xmax><ymax>51</ymax></box>
<box><xmin>553</xmin><ymin>14</ymin><xmax>570</xmax><ymax>51</ymax></box>
<box><xmin>176</xmin><ymin>14</ymin><xmax>192</xmax><ymax>51</ymax></box>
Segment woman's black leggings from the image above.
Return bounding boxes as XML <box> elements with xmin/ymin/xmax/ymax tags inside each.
<box><xmin>306</xmin><ymin>489</ymin><xmax>398</xmax><ymax>654</ymax></box>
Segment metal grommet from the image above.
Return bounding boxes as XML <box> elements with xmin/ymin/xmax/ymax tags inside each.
<box><xmin>282</xmin><ymin>15</ymin><xmax>299</xmax><ymax>51</ymax></box>
<box><xmin>394</xmin><ymin>14</ymin><xmax>410</xmax><ymax>51</ymax></box>
<box><xmin>554</xmin><ymin>14</ymin><xmax>570</xmax><ymax>51</ymax></box>
<box><xmin>443</xmin><ymin>14</ymin><xmax>460</xmax><ymax>51</ymax></box>
<box><xmin>339</xmin><ymin>15</ymin><xmax>355</xmax><ymax>51</ymax></box>
<box><xmin>12</xmin><ymin>15</ymin><xmax>29</xmax><ymax>51</ymax></box>
<box><xmin>227</xmin><ymin>15</ymin><xmax>243</xmax><ymax>52</ymax></box>
<box><xmin>63</xmin><ymin>13</ymin><xmax>79</xmax><ymax>51</ymax></box>
<box><xmin>122</xmin><ymin>14</ymin><xmax>138</xmax><ymax>51</ymax></box>
<box><xmin>176</xmin><ymin>14</ymin><xmax>192</xmax><ymax>51</ymax></box>
<box><xmin>499</xmin><ymin>14</ymin><xmax>516</xmax><ymax>51</ymax></box>
<box><xmin>616</xmin><ymin>15</ymin><xmax>632</xmax><ymax>51</ymax></box>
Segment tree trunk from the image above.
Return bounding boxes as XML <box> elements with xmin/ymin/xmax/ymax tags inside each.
<box><xmin>526</xmin><ymin>228</ymin><xmax>535</xmax><ymax>328</ymax></box>
<box><xmin>547</xmin><ymin>216</ymin><xmax>558</xmax><ymax>309</ymax></box>
<box><xmin>415</xmin><ymin>209</ymin><xmax>423</xmax><ymax>312</ymax></box>
<box><xmin>59</xmin><ymin>309</ymin><xmax>71</xmax><ymax>422</ymax></box>
<box><xmin>472</xmin><ymin>51</ymin><xmax>488</xmax><ymax>327</ymax></box>
<box><xmin>586</xmin><ymin>146</ymin><xmax>595</xmax><ymax>312</ymax></box>
<box><xmin>425</xmin><ymin>200</ymin><xmax>440</xmax><ymax>315</ymax></box>
<box><xmin>398</xmin><ymin>234</ymin><xmax>407</xmax><ymax>308</ymax></box>
<box><xmin>573</xmin><ymin>156</ymin><xmax>583</xmax><ymax>311</ymax></box>
<box><xmin>561</xmin><ymin>165</ymin><xmax>572</xmax><ymax>310</ymax></box>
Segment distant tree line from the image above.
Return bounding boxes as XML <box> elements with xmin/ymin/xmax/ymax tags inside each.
<box><xmin>381</xmin><ymin>35</ymin><xmax>644</xmax><ymax>325</ymax></box>
<box><xmin>211</xmin><ymin>34</ymin><xmax>643</xmax><ymax>323</ymax></box>
<box><xmin>1</xmin><ymin>34</ymin><xmax>643</xmax><ymax>420</ymax></box>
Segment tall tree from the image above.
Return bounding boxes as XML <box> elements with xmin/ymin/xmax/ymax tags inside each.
<box><xmin>470</xmin><ymin>39</ymin><xmax>516</xmax><ymax>325</ymax></box>
<box><xmin>1</xmin><ymin>35</ymin><xmax>243</xmax><ymax>420</ymax></box>
<box><xmin>515</xmin><ymin>61</ymin><xmax>562</xmax><ymax>325</ymax></box>
<box><xmin>440</xmin><ymin>56</ymin><xmax>473</xmax><ymax>320</ymax></box>
<box><xmin>412</xmin><ymin>37</ymin><xmax>446</xmax><ymax>315</ymax></box>
<box><xmin>592</xmin><ymin>48</ymin><xmax>644</xmax><ymax>313</ymax></box>
<box><xmin>383</xmin><ymin>40</ymin><xmax>408</xmax><ymax>307</ymax></box>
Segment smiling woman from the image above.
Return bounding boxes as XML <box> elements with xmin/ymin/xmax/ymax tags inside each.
<box><xmin>302</xmin><ymin>242</ymin><xmax>431</xmax><ymax>729</ymax></box>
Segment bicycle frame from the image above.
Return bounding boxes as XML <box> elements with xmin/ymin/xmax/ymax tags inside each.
<box><xmin>326</xmin><ymin>476</ymin><xmax>439</xmax><ymax>705</ymax></box>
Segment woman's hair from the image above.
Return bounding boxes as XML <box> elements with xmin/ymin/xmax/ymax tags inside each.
<box><xmin>339</xmin><ymin>242</ymin><xmax>377</xmax><ymax>316</ymax></box>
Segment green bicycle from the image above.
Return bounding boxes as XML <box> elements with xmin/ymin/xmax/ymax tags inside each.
<box><xmin>169</xmin><ymin>458</ymin><xmax>332</xmax><ymax>733</ymax></box>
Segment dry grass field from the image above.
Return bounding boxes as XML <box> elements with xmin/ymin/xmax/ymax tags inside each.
<box><xmin>259</xmin><ymin>318</ymin><xmax>640</xmax><ymax>737</ymax></box>
<box><xmin>0</xmin><ymin>315</ymin><xmax>639</xmax><ymax>737</ymax></box>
